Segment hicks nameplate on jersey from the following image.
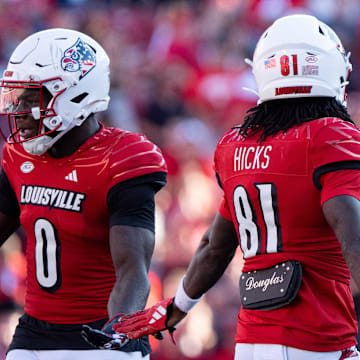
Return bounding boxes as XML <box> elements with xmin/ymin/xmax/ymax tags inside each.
<box><xmin>20</xmin><ymin>185</ymin><xmax>86</xmax><ymax>212</ymax></box>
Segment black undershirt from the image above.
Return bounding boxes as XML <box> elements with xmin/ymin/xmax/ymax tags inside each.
<box><xmin>107</xmin><ymin>171</ymin><xmax>167</xmax><ymax>232</ymax></box>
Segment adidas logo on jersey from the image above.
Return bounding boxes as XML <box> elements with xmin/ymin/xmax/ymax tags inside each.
<box><xmin>65</xmin><ymin>170</ymin><xmax>78</xmax><ymax>182</ymax></box>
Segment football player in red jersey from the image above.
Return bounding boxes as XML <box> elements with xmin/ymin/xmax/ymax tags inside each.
<box><xmin>0</xmin><ymin>28</ymin><xmax>167</xmax><ymax>360</ymax></box>
<box><xmin>96</xmin><ymin>14</ymin><xmax>360</xmax><ymax>360</ymax></box>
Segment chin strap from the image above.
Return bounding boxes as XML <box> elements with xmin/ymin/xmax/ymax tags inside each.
<box><xmin>21</xmin><ymin>121</ymin><xmax>77</xmax><ymax>155</ymax></box>
<box><xmin>22</xmin><ymin>135</ymin><xmax>53</xmax><ymax>155</ymax></box>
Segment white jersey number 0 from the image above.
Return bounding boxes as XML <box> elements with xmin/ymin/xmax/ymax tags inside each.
<box><xmin>34</xmin><ymin>218</ymin><xmax>61</xmax><ymax>292</ymax></box>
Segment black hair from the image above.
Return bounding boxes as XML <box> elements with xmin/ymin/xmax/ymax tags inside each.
<box><xmin>237</xmin><ymin>97</ymin><xmax>354</xmax><ymax>142</ymax></box>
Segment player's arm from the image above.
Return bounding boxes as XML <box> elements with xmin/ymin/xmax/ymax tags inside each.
<box><xmin>82</xmin><ymin>172</ymin><xmax>165</xmax><ymax>349</ymax></box>
<box><xmin>179</xmin><ymin>174</ymin><xmax>239</xmax><ymax>300</ymax></box>
<box><xmin>111</xmin><ymin>212</ymin><xmax>239</xmax><ymax>339</ymax></box>
<box><xmin>0</xmin><ymin>213</ymin><xmax>20</xmax><ymax>246</ymax></box>
<box><xmin>0</xmin><ymin>168</ymin><xmax>20</xmax><ymax>245</ymax></box>
<box><xmin>166</xmin><ymin>212</ymin><xmax>239</xmax><ymax>327</ymax></box>
<box><xmin>312</xmin><ymin>123</ymin><xmax>360</xmax><ymax>286</ymax></box>
<box><xmin>82</xmin><ymin>224</ymin><xmax>155</xmax><ymax>350</ymax></box>
<box><xmin>108</xmin><ymin>224</ymin><xmax>154</xmax><ymax>316</ymax></box>
<box><xmin>177</xmin><ymin>212</ymin><xmax>239</xmax><ymax>300</ymax></box>
<box><xmin>107</xmin><ymin>172</ymin><xmax>166</xmax><ymax>316</ymax></box>
<box><xmin>323</xmin><ymin>194</ymin><xmax>360</xmax><ymax>288</ymax></box>
<box><xmin>167</xmin><ymin>212</ymin><xmax>239</xmax><ymax>328</ymax></box>
<box><xmin>81</xmin><ymin>224</ymin><xmax>155</xmax><ymax>351</ymax></box>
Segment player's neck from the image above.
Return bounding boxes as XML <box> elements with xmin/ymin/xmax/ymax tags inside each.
<box><xmin>48</xmin><ymin>115</ymin><xmax>100</xmax><ymax>158</ymax></box>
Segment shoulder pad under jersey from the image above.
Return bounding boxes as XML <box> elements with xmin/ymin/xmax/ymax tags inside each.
<box><xmin>109</xmin><ymin>132</ymin><xmax>167</xmax><ymax>187</ymax></box>
<box><xmin>311</xmin><ymin>117</ymin><xmax>360</xmax><ymax>169</ymax></box>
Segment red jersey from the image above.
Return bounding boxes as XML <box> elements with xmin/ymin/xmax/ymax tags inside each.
<box><xmin>1</xmin><ymin>124</ymin><xmax>167</xmax><ymax>324</ymax></box>
<box><xmin>214</xmin><ymin>117</ymin><xmax>360</xmax><ymax>351</ymax></box>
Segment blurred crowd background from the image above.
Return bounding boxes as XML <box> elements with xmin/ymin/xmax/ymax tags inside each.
<box><xmin>1</xmin><ymin>0</ymin><xmax>360</xmax><ymax>359</ymax></box>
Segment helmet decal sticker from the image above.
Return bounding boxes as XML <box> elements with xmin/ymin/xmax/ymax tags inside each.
<box><xmin>302</xmin><ymin>65</ymin><xmax>319</xmax><ymax>76</ymax></box>
<box><xmin>3</xmin><ymin>70</ymin><xmax>13</xmax><ymax>78</ymax></box>
<box><xmin>264</xmin><ymin>58</ymin><xmax>276</xmax><ymax>69</ymax></box>
<box><xmin>61</xmin><ymin>38</ymin><xmax>96</xmax><ymax>79</ymax></box>
<box><xmin>305</xmin><ymin>55</ymin><xmax>318</xmax><ymax>63</ymax></box>
<box><xmin>275</xmin><ymin>86</ymin><xmax>312</xmax><ymax>96</ymax></box>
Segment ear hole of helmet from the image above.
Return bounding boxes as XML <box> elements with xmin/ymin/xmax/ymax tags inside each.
<box><xmin>318</xmin><ymin>26</ymin><xmax>325</xmax><ymax>35</ymax></box>
<box><xmin>42</xmin><ymin>87</ymin><xmax>53</xmax><ymax>105</ymax></box>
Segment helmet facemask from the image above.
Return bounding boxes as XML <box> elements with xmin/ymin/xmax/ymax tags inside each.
<box><xmin>0</xmin><ymin>80</ymin><xmax>62</xmax><ymax>143</ymax></box>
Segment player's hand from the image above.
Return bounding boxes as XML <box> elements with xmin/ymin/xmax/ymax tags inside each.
<box><xmin>81</xmin><ymin>314</ymin><xmax>129</xmax><ymax>350</ymax></box>
<box><xmin>113</xmin><ymin>297</ymin><xmax>186</xmax><ymax>341</ymax></box>
<box><xmin>81</xmin><ymin>325</ymin><xmax>129</xmax><ymax>349</ymax></box>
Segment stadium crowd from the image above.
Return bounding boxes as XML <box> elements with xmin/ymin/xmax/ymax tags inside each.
<box><xmin>1</xmin><ymin>0</ymin><xmax>360</xmax><ymax>359</ymax></box>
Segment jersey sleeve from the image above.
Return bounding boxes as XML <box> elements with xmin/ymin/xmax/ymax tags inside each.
<box><xmin>320</xmin><ymin>169</ymin><xmax>360</xmax><ymax>205</ymax></box>
<box><xmin>213</xmin><ymin>131</ymin><xmax>228</xmax><ymax>186</ymax></box>
<box><xmin>0</xmin><ymin>144</ymin><xmax>21</xmax><ymax>217</ymax></box>
<box><xmin>311</xmin><ymin>120</ymin><xmax>360</xmax><ymax>190</ymax></box>
<box><xmin>108</xmin><ymin>132</ymin><xmax>167</xmax><ymax>192</ymax></box>
<box><xmin>218</xmin><ymin>196</ymin><xmax>232</xmax><ymax>220</ymax></box>
<box><xmin>0</xmin><ymin>166</ymin><xmax>20</xmax><ymax>217</ymax></box>
<box><xmin>214</xmin><ymin>135</ymin><xmax>233</xmax><ymax>221</ymax></box>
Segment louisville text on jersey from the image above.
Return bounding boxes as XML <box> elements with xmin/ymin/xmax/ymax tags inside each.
<box><xmin>20</xmin><ymin>185</ymin><xmax>86</xmax><ymax>212</ymax></box>
<box><xmin>275</xmin><ymin>86</ymin><xmax>312</xmax><ymax>96</ymax></box>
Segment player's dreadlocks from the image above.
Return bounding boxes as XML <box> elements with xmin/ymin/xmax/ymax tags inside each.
<box><xmin>237</xmin><ymin>97</ymin><xmax>354</xmax><ymax>142</ymax></box>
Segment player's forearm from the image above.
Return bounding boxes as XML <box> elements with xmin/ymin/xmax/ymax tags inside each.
<box><xmin>344</xmin><ymin>251</ymin><xmax>360</xmax><ymax>289</ymax></box>
<box><xmin>183</xmin><ymin>232</ymin><xmax>236</xmax><ymax>299</ymax></box>
<box><xmin>108</xmin><ymin>225</ymin><xmax>155</xmax><ymax>317</ymax></box>
<box><xmin>181</xmin><ymin>214</ymin><xmax>238</xmax><ymax>299</ymax></box>
<box><xmin>162</xmin><ymin>235</ymin><xmax>235</xmax><ymax>329</ymax></box>
<box><xmin>0</xmin><ymin>213</ymin><xmax>19</xmax><ymax>247</ymax></box>
<box><xmin>108</xmin><ymin>270</ymin><xmax>150</xmax><ymax>317</ymax></box>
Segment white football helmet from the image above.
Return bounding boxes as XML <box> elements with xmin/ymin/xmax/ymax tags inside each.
<box><xmin>249</xmin><ymin>14</ymin><xmax>352</xmax><ymax>106</ymax></box>
<box><xmin>0</xmin><ymin>28</ymin><xmax>110</xmax><ymax>155</ymax></box>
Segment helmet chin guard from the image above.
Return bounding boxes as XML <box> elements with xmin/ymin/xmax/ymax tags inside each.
<box><xmin>0</xmin><ymin>28</ymin><xmax>110</xmax><ymax>155</ymax></box>
<box><xmin>22</xmin><ymin>135</ymin><xmax>54</xmax><ymax>156</ymax></box>
<box><xmin>249</xmin><ymin>14</ymin><xmax>352</xmax><ymax>106</ymax></box>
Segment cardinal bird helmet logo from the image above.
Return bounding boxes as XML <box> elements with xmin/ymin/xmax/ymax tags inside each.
<box><xmin>61</xmin><ymin>38</ymin><xmax>96</xmax><ymax>79</ymax></box>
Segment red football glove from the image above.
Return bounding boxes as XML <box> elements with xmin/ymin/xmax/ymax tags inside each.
<box><xmin>113</xmin><ymin>297</ymin><xmax>176</xmax><ymax>341</ymax></box>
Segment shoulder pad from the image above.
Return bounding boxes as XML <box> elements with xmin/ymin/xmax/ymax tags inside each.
<box><xmin>217</xmin><ymin>128</ymin><xmax>244</xmax><ymax>146</ymax></box>
<box><xmin>311</xmin><ymin>118</ymin><xmax>360</xmax><ymax>169</ymax></box>
<box><xmin>109</xmin><ymin>132</ymin><xmax>167</xmax><ymax>185</ymax></box>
